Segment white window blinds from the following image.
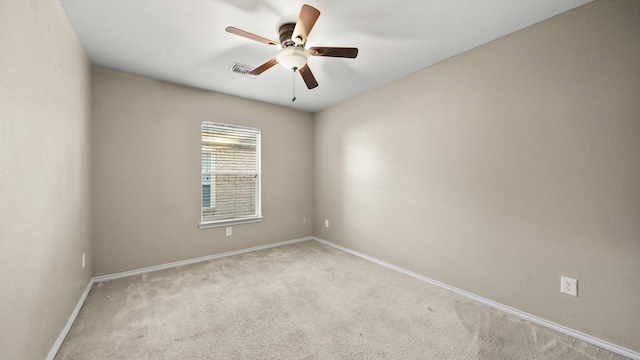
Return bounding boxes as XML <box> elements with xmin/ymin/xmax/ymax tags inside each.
<box><xmin>200</xmin><ymin>122</ymin><xmax>262</xmax><ymax>228</ymax></box>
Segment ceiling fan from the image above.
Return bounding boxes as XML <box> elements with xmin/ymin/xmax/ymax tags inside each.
<box><xmin>225</xmin><ymin>4</ymin><xmax>358</xmax><ymax>91</ymax></box>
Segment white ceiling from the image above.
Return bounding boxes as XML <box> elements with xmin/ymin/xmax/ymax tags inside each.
<box><xmin>58</xmin><ymin>0</ymin><xmax>592</xmax><ymax>113</ymax></box>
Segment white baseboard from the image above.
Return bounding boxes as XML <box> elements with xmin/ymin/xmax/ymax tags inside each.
<box><xmin>46</xmin><ymin>278</ymin><xmax>94</xmax><ymax>360</ymax></box>
<box><xmin>313</xmin><ymin>237</ymin><xmax>639</xmax><ymax>360</ymax></box>
<box><xmin>48</xmin><ymin>236</ymin><xmax>313</xmax><ymax>359</ymax></box>
<box><xmin>48</xmin><ymin>236</ymin><xmax>638</xmax><ymax>360</ymax></box>
<box><xmin>93</xmin><ymin>236</ymin><xmax>314</xmax><ymax>283</ymax></box>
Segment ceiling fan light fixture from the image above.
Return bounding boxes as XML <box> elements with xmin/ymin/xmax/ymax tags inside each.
<box><xmin>276</xmin><ymin>47</ymin><xmax>309</xmax><ymax>71</ymax></box>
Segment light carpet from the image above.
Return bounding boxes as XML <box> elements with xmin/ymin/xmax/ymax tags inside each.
<box><xmin>55</xmin><ymin>240</ymin><xmax>628</xmax><ymax>359</ymax></box>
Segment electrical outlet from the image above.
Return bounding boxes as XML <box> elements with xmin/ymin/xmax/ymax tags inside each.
<box><xmin>560</xmin><ymin>276</ymin><xmax>577</xmax><ymax>296</ymax></box>
<box><xmin>226</xmin><ymin>227</ymin><xmax>232</xmax><ymax>236</ymax></box>
<box><xmin>325</xmin><ymin>219</ymin><xmax>329</xmax><ymax>227</ymax></box>
<box><xmin>82</xmin><ymin>253</ymin><xmax>85</xmax><ymax>269</ymax></box>
<box><xmin>303</xmin><ymin>217</ymin><xmax>307</xmax><ymax>224</ymax></box>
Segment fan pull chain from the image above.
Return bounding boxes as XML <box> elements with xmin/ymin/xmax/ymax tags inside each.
<box><xmin>291</xmin><ymin>67</ymin><xmax>297</xmax><ymax>102</ymax></box>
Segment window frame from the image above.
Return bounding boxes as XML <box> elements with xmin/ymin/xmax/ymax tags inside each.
<box><xmin>198</xmin><ymin>121</ymin><xmax>263</xmax><ymax>229</ymax></box>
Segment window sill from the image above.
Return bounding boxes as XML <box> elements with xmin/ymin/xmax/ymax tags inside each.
<box><xmin>198</xmin><ymin>217</ymin><xmax>264</xmax><ymax>229</ymax></box>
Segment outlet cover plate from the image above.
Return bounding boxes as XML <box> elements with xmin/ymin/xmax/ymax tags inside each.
<box><xmin>561</xmin><ymin>276</ymin><xmax>577</xmax><ymax>296</ymax></box>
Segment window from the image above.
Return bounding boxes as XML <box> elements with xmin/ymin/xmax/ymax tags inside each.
<box><xmin>199</xmin><ymin>122</ymin><xmax>263</xmax><ymax>228</ymax></box>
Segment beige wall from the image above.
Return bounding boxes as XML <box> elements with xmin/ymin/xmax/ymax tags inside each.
<box><xmin>1</xmin><ymin>0</ymin><xmax>637</xmax><ymax>357</ymax></box>
<box><xmin>91</xmin><ymin>68</ymin><xmax>314</xmax><ymax>276</ymax></box>
<box><xmin>0</xmin><ymin>0</ymin><xmax>92</xmax><ymax>359</ymax></box>
<box><xmin>314</xmin><ymin>0</ymin><xmax>640</xmax><ymax>352</ymax></box>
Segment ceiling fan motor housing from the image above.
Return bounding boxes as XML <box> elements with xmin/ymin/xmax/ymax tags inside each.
<box><xmin>279</xmin><ymin>23</ymin><xmax>297</xmax><ymax>47</ymax></box>
<box><xmin>277</xmin><ymin>23</ymin><xmax>308</xmax><ymax>71</ymax></box>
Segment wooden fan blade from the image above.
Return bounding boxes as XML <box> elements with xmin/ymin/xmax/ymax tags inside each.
<box><xmin>291</xmin><ymin>4</ymin><xmax>320</xmax><ymax>45</ymax></box>
<box><xmin>225</xmin><ymin>26</ymin><xmax>278</xmax><ymax>46</ymax></box>
<box><xmin>249</xmin><ymin>58</ymin><xmax>278</xmax><ymax>75</ymax></box>
<box><xmin>309</xmin><ymin>47</ymin><xmax>359</xmax><ymax>58</ymax></box>
<box><xmin>298</xmin><ymin>64</ymin><xmax>318</xmax><ymax>89</ymax></box>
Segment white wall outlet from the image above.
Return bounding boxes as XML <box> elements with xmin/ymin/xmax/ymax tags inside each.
<box><xmin>561</xmin><ymin>276</ymin><xmax>577</xmax><ymax>296</ymax></box>
<box><xmin>325</xmin><ymin>219</ymin><xmax>329</xmax><ymax>228</ymax></box>
<box><xmin>226</xmin><ymin>227</ymin><xmax>232</xmax><ymax>236</ymax></box>
<box><xmin>82</xmin><ymin>253</ymin><xmax>86</xmax><ymax>269</ymax></box>
<box><xmin>303</xmin><ymin>217</ymin><xmax>307</xmax><ymax>224</ymax></box>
